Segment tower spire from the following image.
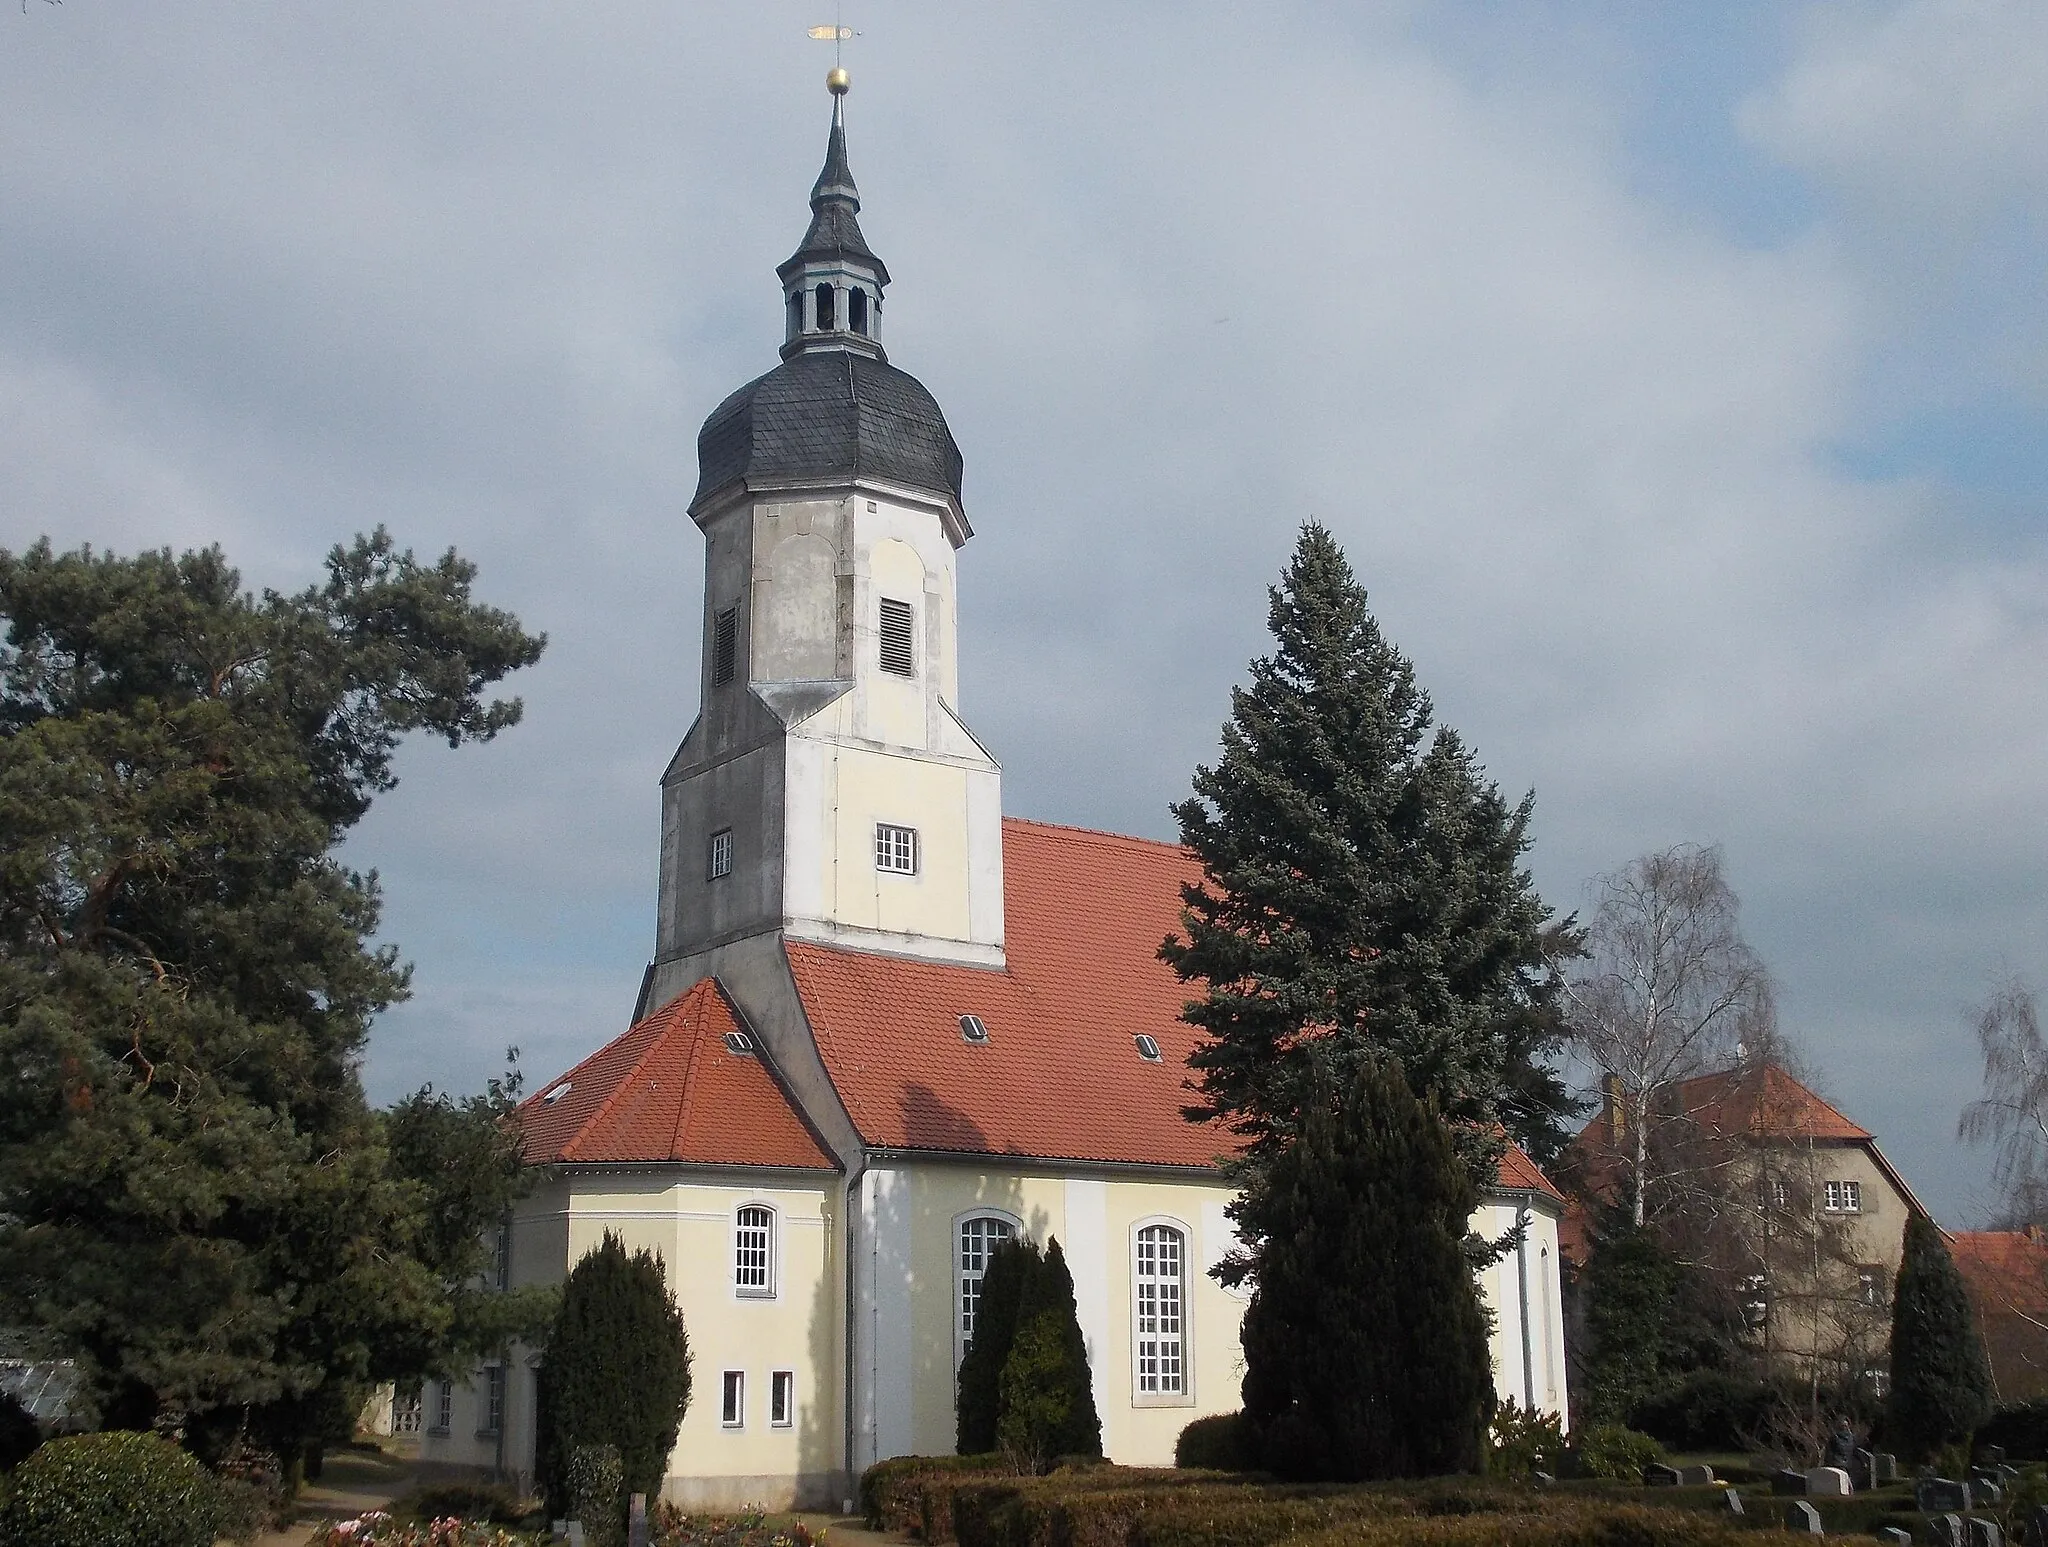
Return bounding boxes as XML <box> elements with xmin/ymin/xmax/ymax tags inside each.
<box><xmin>777</xmin><ymin>71</ymin><xmax>888</xmax><ymax>360</ymax></box>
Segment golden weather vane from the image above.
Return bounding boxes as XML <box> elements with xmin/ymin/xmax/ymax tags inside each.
<box><xmin>807</xmin><ymin>1</ymin><xmax>857</xmax><ymax>92</ymax></box>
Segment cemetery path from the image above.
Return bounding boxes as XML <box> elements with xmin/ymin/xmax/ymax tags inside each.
<box><xmin>232</xmin><ymin>1445</ymin><xmax>420</xmax><ymax>1547</ymax></box>
<box><xmin>799</xmin><ymin>1513</ymin><xmax>913</xmax><ymax>1547</ymax></box>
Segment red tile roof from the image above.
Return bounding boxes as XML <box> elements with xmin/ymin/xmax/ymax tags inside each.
<box><xmin>1953</xmin><ymin>1228</ymin><xmax>2048</xmax><ymax>1319</ymax></box>
<box><xmin>787</xmin><ymin>817</ymin><xmax>1563</xmax><ymax>1198</ymax></box>
<box><xmin>517</xmin><ymin>979</ymin><xmax>836</xmax><ymax>1170</ymax></box>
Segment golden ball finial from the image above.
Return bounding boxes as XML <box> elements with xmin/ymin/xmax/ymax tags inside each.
<box><xmin>827</xmin><ymin>66</ymin><xmax>850</xmax><ymax>95</ymax></box>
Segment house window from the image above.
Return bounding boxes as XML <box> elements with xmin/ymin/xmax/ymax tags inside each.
<box><xmin>1740</xmin><ymin>1273</ymin><xmax>1768</xmax><ymax>1330</ymax></box>
<box><xmin>875</xmin><ymin>823</ymin><xmax>918</xmax><ymax>875</ymax></box>
<box><xmin>708</xmin><ymin>828</ymin><xmax>733</xmax><ymax>880</ymax></box>
<box><xmin>736</xmin><ymin>1205</ymin><xmax>775</xmax><ymax>1297</ymax></box>
<box><xmin>713</xmin><ymin>606</ymin><xmax>739</xmax><ymax>687</ymax></box>
<box><xmin>1767</xmin><ymin>1177</ymin><xmax>1790</xmax><ymax>1211</ymax></box>
<box><xmin>431</xmin><ymin>1378</ymin><xmax>453</xmax><ymax>1435</ymax></box>
<box><xmin>1866</xmin><ymin>1365</ymin><xmax>1891</xmax><ymax>1399</ymax></box>
<box><xmin>878</xmin><ymin>597</ymin><xmax>915</xmax><ymax>676</ymax></box>
<box><xmin>488</xmin><ymin>1219</ymin><xmax>510</xmax><ymax>1291</ymax></box>
<box><xmin>1135</xmin><ymin>1223</ymin><xmax>1186</xmax><ymax>1397</ymax></box>
<box><xmin>479</xmin><ymin>1365</ymin><xmax>504</xmax><ymax>1437</ymax></box>
<box><xmin>958</xmin><ymin>1216</ymin><xmax>1017</xmax><ymax>1343</ymax></box>
<box><xmin>1824</xmin><ymin>1180</ymin><xmax>1863</xmax><ymax>1214</ymax></box>
<box><xmin>1858</xmin><ymin>1266</ymin><xmax>1886</xmax><ymax>1307</ymax></box>
<box><xmin>721</xmin><ymin>1370</ymin><xmax>745</xmax><ymax>1428</ymax></box>
<box><xmin>771</xmin><ymin>1370</ymin><xmax>795</xmax><ymax>1427</ymax></box>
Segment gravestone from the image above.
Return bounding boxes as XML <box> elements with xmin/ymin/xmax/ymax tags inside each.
<box><xmin>629</xmin><ymin>1493</ymin><xmax>649</xmax><ymax>1547</ymax></box>
<box><xmin>2026</xmin><ymin>1504</ymin><xmax>2048</xmax><ymax>1547</ymax></box>
<box><xmin>1975</xmin><ymin>1480</ymin><xmax>2007</xmax><ymax>1507</ymax></box>
<box><xmin>565</xmin><ymin>1526</ymin><xmax>588</xmax><ymax>1547</ymax></box>
<box><xmin>1931</xmin><ymin>1514</ymin><xmax>1966</xmax><ymax>1547</ymax></box>
<box><xmin>1808</xmin><ymin>1466</ymin><xmax>1854</xmax><ymax>1496</ymax></box>
<box><xmin>1969</xmin><ymin>1519</ymin><xmax>2003</xmax><ymax>1547</ymax></box>
<box><xmin>1980</xmin><ymin>1446</ymin><xmax>2008</xmax><ymax>1467</ymax></box>
<box><xmin>1724</xmin><ymin>1489</ymin><xmax>1745</xmax><ymax>1516</ymax></box>
<box><xmin>1874</xmin><ymin>1452</ymin><xmax>1899</xmax><ymax>1485</ymax></box>
<box><xmin>1919</xmin><ymin>1478</ymin><xmax>1974</xmax><ymax>1513</ymax></box>
<box><xmin>1786</xmin><ymin>1500</ymin><xmax>1824</xmax><ymax>1535</ymax></box>
<box><xmin>1776</xmin><ymin>1468</ymin><xmax>1812</xmax><ymax>1495</ymax></box>
<box><xmin>1643</xmin><ymin>1462</ymin><xmax>1681</xmax><ymax>1486</ymax></box>
<box><xmin>551</xmin><ymin>1527</ymin><xmax>569</xmax><ymax>1544</ymax></box>
<box><xmin>1533</xmin><ymin>1471</ymin><xmax>1556</xmax><ymax>1486</ymax></box>
<box><xmin>1874</xmin><ymin>1529</ymin><xmax>1912</xmax><ymax>1546</ymax></box>
<box><xmin>1678</xmin><ymin>1463</ymin><xmax>1716</xmax><ymax>1486</ymax></box>
<box><xmin>1856</xmin><ymin>1448</ymin><xmax>1878</xmax><ymax>1491</ymax></box>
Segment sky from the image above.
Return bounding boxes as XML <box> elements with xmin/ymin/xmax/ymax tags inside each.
<box><xmin>3</xmin><ymin>2</ymin><xmax>2044</xmax><ymax>1227</ymax></box>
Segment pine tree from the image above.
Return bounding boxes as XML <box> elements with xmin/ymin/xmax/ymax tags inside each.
<box><xmin>1233</xmin><ymin>1058</ymin><xmax>1493</xmax><ymax>1480</ymax></box>
<box><xmin>1573</xmin><ymin>1213</ymin><xmax>1679</xmax><ymax>1426</ymax></box>
<box><xmin>1162</xmin><ymin>521</ymin><xmax>1566</xmax><ymax>1181</ymax></box>
<box><xmin>994</xmin><ymin>1238</ymin><xmax>1101</xmax><ymax>1472</ymax></box>
<box><xmin>536</xmin><ymin>1233</ymin><xmax>692</xmax><ymax>1516</ymax></box>
<box><xmin>956</xmin><ymin>1236</ymin><xmax>1039</xmax><ymax>1455</ymax></box>
<box><xmin>1886</xmin><ymin>1212</ymin><xmax>1993</xmax><ymax>1461</ymax></box>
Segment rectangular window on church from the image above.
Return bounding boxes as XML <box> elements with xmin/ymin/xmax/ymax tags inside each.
<box><xmin>713</xmin><ymin>606</ymin><xmax>739</xmax><ymax>687</ymax></box>
<box><xmin>771</xmin><ymin>1370</ymin><xmax>794</xmax><ymax>1427</ymax></box>
<box><xmin>878</xmin><ymin>597</ymin><xmax>915</xmax><ymax>676</ymax></box>
<box><xmin>876</xmin><ymin>823</ymin><xmax>917</xmax><ymax>875</ymax></box>
<box><xmin>721</xmin><ymin>1370</ymin><xmax>744</xmax><ymax>1428</ymax></box>
<box><xmin>708</xmin><ymin>828</ymin><xmax>732</xmax><ymax>880</ymax></box>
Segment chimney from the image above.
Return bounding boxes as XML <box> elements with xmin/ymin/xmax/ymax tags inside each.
<box><xmin>1602</xmin><ymin>1072</ymin><xmax>1624</xmax><ymax>1139</ymax></box>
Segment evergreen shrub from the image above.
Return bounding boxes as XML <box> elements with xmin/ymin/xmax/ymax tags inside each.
<box><xmin>0</xmin><ymin>1393</ymin><xmax>37</xmax><ymax>1473</ymax></box>
<box><xmin>1567</xmin><ymin>1424</ymin><xmax>1663</xmax><ymax>1481</ymax></box>
<box><xmin>1629</xmin><ymin>1371</ymin><xmax>1799</xmax><ymax>1452</ymax></box>
<box><xmin>391</xmin><ymin>1479</ymin><xmax>528</xmax><ymax>1523</ymax></box>
<box><xmin>569</xmin><ymin>1443</ymin><xmax>624</xmax><ymax>1547</ymax></box>
<box><xmin>0</xmin><ymin>1429</ymin><xmax>226</xmax><ymax>1547</ymax></box>
<box><xmin>1486</xmin><ymin>1400</ymin><xmax>1564</xmax><ymax>1480</ymax></box>
<box><xmin>535</xmin><ymin>1232</ymin><xmax>691</xmax><ymax>1518</ymax></box>
<box><xmin>996</xmin><ymin>1240</ymin><xmax>1102</xmax><ymax>1473</ymax></box>
<box><xmin>1978</xmin><ymin>1399</ymin><xmax>2048</xmax><ymax>1460</ymax></box>
<box><xmin>1174</xmin><ymin>1412</ymin><xmax>1255</xmax><ymax>1471</ymax></box>
<box><xmin>959</xmin><ymin>1239</ymin><xmax>1038</xmax><ymax>1455</ymax></box>
<box><xmin>1888</xmin><ymin>1213</ymin><xmax>1995</xmax><ymax>1461</ymax></box>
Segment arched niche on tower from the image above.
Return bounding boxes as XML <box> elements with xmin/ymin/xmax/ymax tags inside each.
<box><xmin>755</xmin><ymin>533</ymin><xmax>837</xmax><ymax>682</ymax></box>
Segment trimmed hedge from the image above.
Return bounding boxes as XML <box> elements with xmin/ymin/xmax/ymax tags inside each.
<box><xmin>1176</xmin><ymin>1414</ymin><xmax>1256</xmax><ymax>1472</ymax></box>
<box><xmin>1280</xmin><ymin>1504</ymin><xmax>1754</xmax><ymax>1547</ymax></box>
<box><xmin>861</xmin><ymin>1453</ymin><xmax>1014</xmax><ymax>1535</ymax></box>
<box><xmin>1979</xmin><ymin>1398</ymin><xmax>2048</xmax><ymax>1461</ymax></box>
<box><xmin>0</xmin><ymin>1430</ymin><xmax>227</xmax><ymax>1547</ymax></box>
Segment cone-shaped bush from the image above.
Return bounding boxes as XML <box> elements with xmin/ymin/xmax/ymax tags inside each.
<box><xmin>1238</xmin><ymin>1058</ymin><xmax>1493</xmax><ymax>1480</ymax></box>
<box><xmin>1887</xmin><ymin>1212</ymin><xmax>1993</xmax><ymax>1461</ymax></box>
<box><xmin>956</xmin><ymin>1235</ymin><xmax>1039</xmax><ymax>1455</ymax></box>
<box><xmin>996</xmin><ymin>1237</ymin><xmax>1102</xmax><ymax>1471</ymax></box>
<box><xmin>536</xmin><ymin>1231</ymin><xmax>692</xmax><ymax>1516</ymax></box>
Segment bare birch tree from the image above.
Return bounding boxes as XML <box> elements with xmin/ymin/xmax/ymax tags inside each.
<box><xmin>1961</xmin><ymin>978</ymin><xmax>2048</xmax><ymax>1225</ymax></box>
<box><xmin>1564</xmin><ymin>844</ymin><xmax>1775</xmax><ymax>1225</ymax></box>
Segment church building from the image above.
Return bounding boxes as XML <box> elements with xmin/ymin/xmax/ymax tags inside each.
<box><xmin>417</xmin><ymin>76</ymin><xmax>1570</xmax><ymax>1508</ymax></box>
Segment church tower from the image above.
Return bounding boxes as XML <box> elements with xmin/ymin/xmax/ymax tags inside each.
<box><xmin>652</xmin><ymin>74</ymin><xmax>1005</xmax><ymax>1000</ymax></box>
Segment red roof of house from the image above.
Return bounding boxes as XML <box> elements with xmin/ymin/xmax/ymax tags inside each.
<box><xmin>517</xmin><ymin>979</ymin><xmax>836</xmax><ymax>1170</ymax></box>
<box><xmin>1953</xmin><ymin>1228</ymin><xmax>2048</xmax><ymax>1319</ymax></box>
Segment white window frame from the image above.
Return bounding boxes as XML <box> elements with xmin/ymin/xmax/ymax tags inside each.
<box><xmin>734</xmin><ymin>1203</ymin><xmax>777</xmax><ymax>1299</ymax></box>
<box><xmin>953</xmin><ymin>1210</ymin><xmax>1023</xmax><ymax>1368</ymax></box>
<box><xmin>1131</xmin><ymin>1217</ymin><xmax>1193</xmax><ymax>1406</ymax></box>
<box><xmin>1824</xmin><ymin>1179</ymin><xmax>1863</xmax><ymax>1214</ymax></box>
<box><xmin>478</xmin><ymin>1365</ymin><xmax>505</xmax><ymax>1438</ymax></box>
<box><xmin>708</xmin><ymin>828</ymin><xmax>733</xmax><ymax>881</ymax></box>
<box><xmin>430</xmin><ymin>1378</ymin><xmax>454</xmax><ymax>1436</ymax></box>
<box><xmin>721</xmin><ymin>1370</ymin><xmax>745</xmax><ymax>1429</ymax></box>
<box><xmin>771</xmin><ymin>1369</ymin><xmax>795</xmax><ymax>1427</ymax></box>
<box><xmin>875</xmin><ymin>823</ymin><xmax>918</xmax><ymax>875</ymax></box>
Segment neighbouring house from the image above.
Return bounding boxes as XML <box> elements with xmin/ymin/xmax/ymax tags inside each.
<box><xmin>1563</xmin><ymin>1061</ymin><xmax>1926</xmax><ymax>1396</ymax></box>
<box><xmin>416</xmin><ymin>80</ymin><xmax>1572</xmax><ymax>1508</ymax></box>
<box><xmin>1951</xmin><ymin>1226</ymin><xmax>2048</xmax><ymax>1403</ymax></box>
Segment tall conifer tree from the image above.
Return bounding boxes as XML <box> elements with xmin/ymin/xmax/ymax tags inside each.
<box><xmin>1231</xmin><ymin>1058</ymin><xmax>1493</xmax><ymax>1480</ymax></box>
<box><xmin>996</xmin><ymin>1238</ymin><xmax>1101</xmax><ymax>1469</ymax></box>
<box><xmin>1162</xmin><ymin>521</ymin><xmax>1567</xmax><ymax>1177</ymax></box>
<box><xmin>1886</xmin><ymin>1213</ymin><xmax>1993</xmax><ymax>1461</ymax></box>
<box><xmin>536</xmin><ymin>1233</ymin><xmax>691</xmax><ymax>1516</ymax></box>
<box><xmin>955</xmin><ymin>1236</ymin><xmax>1038</xmax><ymax>1455</ymax></box>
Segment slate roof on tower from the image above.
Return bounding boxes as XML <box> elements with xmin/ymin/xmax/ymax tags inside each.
<box><xmin>517</xmin><ymin>979</ymin><xmax>835</xmax><ymax>1170</ymax></box>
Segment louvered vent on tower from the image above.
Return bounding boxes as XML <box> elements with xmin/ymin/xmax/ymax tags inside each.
<box><xmin>713</xmin><ymin>606</ymin><xmax>739</xmax><ymax>686</ymax></box>
<box><xmin>878</xmin><ymin>597</ymin><xmax>915</xmax><ymax>676</ymax></box>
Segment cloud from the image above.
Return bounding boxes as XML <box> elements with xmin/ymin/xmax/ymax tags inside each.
<box><xmin>1</xmin><ymin>1</ymin><xmax>2042</xmax><ymax>1221</ymax></box>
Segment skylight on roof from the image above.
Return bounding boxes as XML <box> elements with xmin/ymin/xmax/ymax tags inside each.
<box><xmin>1134</xmin><ymin>1035</ymin><xmax>1163</xmax><ymax>1062</ymax></box>
<box><xmin>542</xmin><ymin>1082</ymin><xmax>570</xmax><ymax>1104</ymax></box>
<box><xmin>723</xmin><ymin>1031</ymin><xmax>755</xmax><ymax>1056</ymax></box>
<box><xmin>959</xmin><ymin>1014</ymin><xmax>989</xmax><ymax>1045</ymax></box>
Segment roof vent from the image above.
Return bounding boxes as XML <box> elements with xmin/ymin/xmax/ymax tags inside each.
<box><xmin>723</xmin><ymin>1031</ymin><xmax>755</xmax><ymax>1056</ymax></box>
<box><xmin>541</xmin><ymin>1082</ymin><xmax>570</xmax><ymax>1104</ymax></box>
<box><xmin>959</xmin><ymin>1014</ymin><xmax>990</xmax><ymax>1045</ymax></box>
<box><xmin>1134</xmin><ymin>1034</ymin><xmax>1163</xmax><ymax>1063</ymax></box>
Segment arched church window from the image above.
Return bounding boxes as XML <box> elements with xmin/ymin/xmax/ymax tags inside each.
<box><xmin>958</xmin><ymin>1215</ymin><xmax>1016</xmax><ymax>1345</ymax></box>
<box><xmin>815</xmin><ymin>282</ymin><xmax>836</xmax><ymax>331</ymax></box>
<box><xmin>735</xmin><ymin>1204</ymin><xmax>776</xmax><ymax>1297</ymax></box>
<box><xmin>1134</xmin><ymin>1222</ymin><xmax>1186</xmax><ymax>1397</ymax></box>
<box><xmin>849</xmin><ymin>287</ymin><xmax>869</xmax><ymax>335</ymax></box>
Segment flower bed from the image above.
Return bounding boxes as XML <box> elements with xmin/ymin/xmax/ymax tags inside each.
<box><xmin>310</xmin><ymin>1510</ymin><xmax>544</xmax><ymax>1546</ymax></box>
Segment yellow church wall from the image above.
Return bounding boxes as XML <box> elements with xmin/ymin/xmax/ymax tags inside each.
<box><xmin>865</xmin><ymin>538</ymin><xmax>930</xmax><ymax>750</ymax></box>
<box><xmin>819</xmin><ymin>746</ymin><xmax>975</xmax><ymax>943</ymax></box>
<box><xmin>512</xmin><ymin>1169</ymin><xmax>846</xmax><ymax>1509</ymax></box>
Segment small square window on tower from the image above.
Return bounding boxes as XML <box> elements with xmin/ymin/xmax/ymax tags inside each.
<box><xmin>878</xmin><ymin>597</ymin><xmax>915</xmax><ymax>676</ymax></box>
<box><xmin>713</xmin><ymin>606</ymin><xmax>740</xmax><ymax>687</ymax></box>
<box><xmin>708</xmin><ymin>828</ymin><xmax>733</xmax><ymax>880</ymax></box>
<box><xmin>875</xmin><ymin>823</ymin><xmax>918</xmax><ymax>874</ymax></box>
